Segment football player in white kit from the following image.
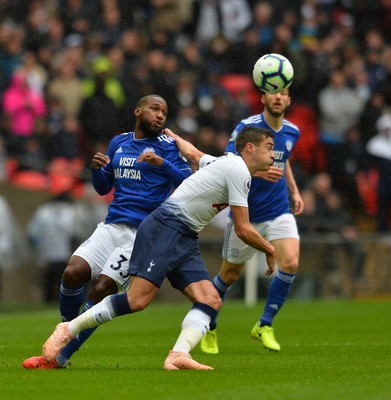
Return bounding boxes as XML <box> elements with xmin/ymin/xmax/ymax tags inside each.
<box><xmin>37</xmin><ymin>125</ymin><xmax>276</xmax><ymax>371</ymax></box>
<box><xmin>23</xmin><ymin>95</ymin><xmax>192</xmax><ymax>369</ymax></box>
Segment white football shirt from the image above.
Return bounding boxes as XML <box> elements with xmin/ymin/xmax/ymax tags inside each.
<box><xmin>164</xmin><ymin>153</ymin><xmax>251</xmax><ymax>232</ymax></box>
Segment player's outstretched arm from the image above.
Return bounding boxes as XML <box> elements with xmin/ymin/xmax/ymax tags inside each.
<box><xmin>164</xmin><ymin>128</ymin><xmax>205</xmax><ymax>171</ymax></box>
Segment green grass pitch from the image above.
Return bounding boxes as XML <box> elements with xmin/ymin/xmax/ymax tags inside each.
<box><xmin>1</xmin><ymin>300</ymin><xmax>390</xmax><ymax>400</ymax></box>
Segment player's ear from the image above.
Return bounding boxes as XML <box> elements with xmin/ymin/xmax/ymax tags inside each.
<box><xmin>247</xmin><ymin>142</ymin><xmax>255</xmax><ymax>153</ymax></box>
<box><xmin>134</xmin><ymin>107</ymin><xmax>141</xmax><ymax>117</ymax></box>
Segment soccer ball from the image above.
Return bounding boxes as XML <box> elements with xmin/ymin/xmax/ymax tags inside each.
<box><xmin>252</xmin><ymin>53</ymin><xmax>294</xmax><ymax>94</ymax></box>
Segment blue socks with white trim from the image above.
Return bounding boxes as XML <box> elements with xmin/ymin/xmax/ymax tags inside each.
<box><xmin>260</xmin><ymin>269</ymin><xmax>295</xmax><ymax>326</ymax></box>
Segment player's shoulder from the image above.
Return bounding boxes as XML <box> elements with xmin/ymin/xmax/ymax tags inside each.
<box><xmin>112</xmin><ymin>131</ymin><xmax>133</xmax><ymax>144</ymax></box>
<box><xmin>282</xmin><ymin>118</ymin><xmax>300</xmax><ymax>136</ymax></box>
<box><xmin>219</xmin><ymin>153</ymin><xmax>246</xmax><ymax>169</ymax></box>
<box><xmin>156</xmin><ymin>133</ymin><xmax>176</xmax><ymax>147</ymax></box>
<box><xmin>238</xmin><ymin>113</ymin><xmax>263</xmax><ymax>129</ymax></box>
<box><xmin>199</xmin><ymin>154</ymin><xmax>217</xmax><ymax>168</ymax></box>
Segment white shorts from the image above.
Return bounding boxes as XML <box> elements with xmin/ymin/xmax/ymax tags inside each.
<box><xmin>222</xmin><ymin>213</ymin><xmax>300</xmax><ymax>264</ymax></box>
<box><xmin>73</xmin><ymin>222</ymin><xmax>136</xmax><ymax>290</ymax></box>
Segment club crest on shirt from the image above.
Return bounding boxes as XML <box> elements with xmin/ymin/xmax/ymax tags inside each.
<box><xmin>285</xmin><ymin>140</ymin><xmax>293</xmax><ymax>152</ymax></box>
<box><xmin>143</xmin><ymin>147</ymin><xmax>155</xmax><ymax>154</ymax></box>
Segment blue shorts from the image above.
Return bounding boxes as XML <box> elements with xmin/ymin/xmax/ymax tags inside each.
<box><xmin>128</xmin><ymin>214</ymin><xmax>211</xmax><ymax>291</ymax></box>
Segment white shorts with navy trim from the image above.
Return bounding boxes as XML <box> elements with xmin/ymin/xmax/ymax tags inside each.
<box><xmin>73</xmin><ymin>222</ymin><xmax>136</xmax><ymax>290</ymax></box>
<box><xmin>222</xmin><ymin>213</ymin><xmax>299</xmax><ymax>264</ymax></box>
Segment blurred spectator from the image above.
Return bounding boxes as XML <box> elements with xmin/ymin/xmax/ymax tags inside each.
<box><xmin>44</xmin><ymin>16</ymin><xmax>67</xmax><ymax>53</ymax></box>
<box><xmin>252</xmin><ymin>1</ymin><xmax>274</xmax><ymax>52</ymax></box>
<box><xmin>46</xmin><ymin>57</ymin><xmax>84</xmax><ymax>118</ymax></box>
<box><xmin>194</xmin><ymin>126</ymin><xmax>220</xmax><ymax>155</ymax></box>
<box><xmin>27</xmin><ymin>191</ymin><xmax>76</xmax><ymax>303</ymax></box>
<box><xmin>0</xmin><ymin>194</ymin><xmax>28</xmax><ymax>300</ymax></box>
<box><xmin>366</xmin><ymin>112</ymin><xmax>391</xmax><ymax>232</ymax></box>
<box><xmin>82</xmin><ymin>55</ymin><xmax>126</xmax><ymax>108</ymax></box>
<box><xmin>359</xmin><ymin>90</ymin><xmax>387</xmax><ymax>145</ymax></box>
<box><xmin>171</xmin><ymin>72</ymin><xmax>201</xmax><ymax>132</ymax></box>
<box><xmin>63</xmin><ymin>33</ymin><xmax>90</xmax><ymax>78</ymax></box>
<box><xmin>44</xmin><ymin>96</ymin><xmax>81</xmax><ymax>161</ymax></box>
<box><xmin>343</xmin><ymin>124</ymin><xmax>367</xmax><ymax>212</ymax></box>
<box><xmin>148</xmin><ymin>28</ymin><xmax>176</xmax><ymax>53</ymax></box>
<box><xmin>148</xmin><ymin>0</ymin><xmax>190</xmax><ymax>35</ymax></box>
<box><xmin>0</xmin><ymin>22</ymin><xmax>25</xmax><ymax>92</ymax></box>
<box><xmin>295</xmin><ymin>187</ymin><xmax>319</xmax><ymax>234</ymax></box>
<box><xmin>17</xmin><ymin>135</ymin><xmax>47</xmax><ymax>172</ymax></box>
<box><xmin>2</xmin><ymin>71</ymin><xmax>47</xmax><ymax>156</ymax></box>
<box><xmin>363</xmin><ymin>30</ymin><xmax>387</xmax><ymax>92</ymax></box>
<box><xmin>178</xmin><ymin>39</ymin><xmax>205</xmax><ymax>79</ymax></box>
<box><xmin>205</xmin><ymin>93</ymin><xmax>233</xmax><ymax>134</ymax></box>
<box><xmin>317</xmin><ymin>69</ymin><xmax>365</xmax><ymax>190</ymax></box>
<box><xmin>24</xmin><ymin>0</ymin><xmax>54</xmax><ymax>52</ymax></box>
<box><xmin>93</xmin><ymin>2</ymin><xmax>125</xmax><ymax>49</ymax></box>
<box><xmin>232</xmin><ymin>28</ymin><xmax>263</xmax><ymax>74</ymax></box>
<box><xmin>15</xmin><ymin>50</ymin><xmax>48</xmax><ymax>94</ymax></box>
<box><xmin>183</xmin><ymin>0</ymin><xmax>252</xmax><ymax>49</ymax></box>
<box><xmin>58</xmin><ymin>0</ymin><xmax>97</xmax><ymax>37</ymax></box>
<box><xmin>72</xmin><ymin>183</ymin><xmax>108</xmax><ymax>247</ymax></box>
<box><xmin>78</xmin><ymin>72</ymin><xmax>124</xmax><ymax>159</ymax></box>
<box><xmin>144</xmin><ymin>48</ymin><xmax>169</xmax><ymax>95</ymax></box>
<box><xmin>297</xmin><ymin>172</ymin><xmax>366</xmax><ymax>286</ymax></box>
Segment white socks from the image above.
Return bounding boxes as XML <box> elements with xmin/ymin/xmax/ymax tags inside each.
<box><xmin>68</xmin><ymin>295</ymin><xmax>115</xmax><ymax>336</ymax></box>
<box><xmin>172</xmin><ymin>308</ymin><xmax>211</xmax><ymax>354</ymax></box>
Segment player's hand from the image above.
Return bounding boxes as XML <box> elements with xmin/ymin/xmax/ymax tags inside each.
<box><xmin>290</xmin><ymin>192</ymin><xmax>304</xmax><ymax>215</ymax></box>
<box><xmin>265</xmin><ymin>250</ymin><xmax>276</xmax><ymax>276</ymax></box>
<box><xmin>137</xmin><ymin>151</ymin><xmax>164</xmax><ymax>166</ymax></box>
<box><xmin>253</xmin><ymin>166</ymin><xmax>283</xmax><ymax>183</ymax></box>
<box><xmin>92</xmin><ymin>152</ymin><xmax>110</xmax><ymax>169</ymax></box>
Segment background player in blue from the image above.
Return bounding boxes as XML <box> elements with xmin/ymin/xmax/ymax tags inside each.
<box><xmin>34</xmin><ymin>126</ymin><xmax>276</xmax><ymax>371</ymax></box>
<box><xmin>200</xmin><ymin>88</ymin><xmax>304</xmax><ymax>354</ymax></box>
<box><xmin>23</xmin><ymin>94</ymin><xmax>192</xmax><ymax>369</ymax></box>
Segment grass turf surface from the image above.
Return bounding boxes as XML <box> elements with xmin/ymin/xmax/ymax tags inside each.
<box><xmin>1</xmin><ymin>300</ymin><xmax>390</xmax><ymax>400</ymax></box>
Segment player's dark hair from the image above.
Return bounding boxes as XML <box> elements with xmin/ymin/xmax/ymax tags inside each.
<box><xmin>137</xmin><ymin>94</ymin><xmax>166</xmax><ymax>108</ymax></box>
<box><xmin>235</xmin><ymin>126</ymin><xmax>274</xmax><ymax>154</ymax></box>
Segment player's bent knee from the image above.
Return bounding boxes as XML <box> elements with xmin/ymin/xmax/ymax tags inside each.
<box><xmin>89</xmin><ymin>277</ymin><xmax>118</xmax><ymax>303</ymax></box>
<box><xmin>127</xmin><ymin>296</ymin><xmax>152</xmax><ymax>312</ymax></box>
<box><xmin>62</xmin><ymin>261</ymin><xmax>91</xmax><ymax>287</ymax></box>
<box><xmin>212</xmin><ymin>295</ymin><xmax>222</xmax><ymax>311</ymax></box>
<box><xmin>224</xmin><ymin>269</ymin><xmax>241</xmax><ymax>285</ymax></box>
<box><xmin>280</xmin><ymin>257</ymin><xmax>299</xmax><ymax>274</ymax></box>
<box><xmin>197</xmin><ymin>293</ymin><xmax>222</xmax><ymax>311</ymax></box>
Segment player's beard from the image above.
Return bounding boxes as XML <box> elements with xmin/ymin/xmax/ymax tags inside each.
<box><xmin>139</xmin><ymin>118</ymin><xmax>162</xmax><ymax>138</ymax></box>
<box><xmin>265</xmin><ymin>103</ymin><xmax>286</xmax><ymax>118</ymax></box>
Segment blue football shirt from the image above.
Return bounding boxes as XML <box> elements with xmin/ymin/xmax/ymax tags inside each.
<box><xmin>225</xmin><ymin>112</ymin><xmax>300</xmax><ymax>223</ymax></box>
<box><xmin>92</xmin><ymin>132</ymin><xmax>192</xmax><ymax>227</ymax></box>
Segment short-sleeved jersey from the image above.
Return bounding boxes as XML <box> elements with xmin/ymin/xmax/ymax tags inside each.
<box><xmin>99</xmin><ymin>132</ymin><xmax>192</xmax><ymax>227</ymax></box>
<box><xmin>225</xmin><ymin>112</ymin><xmax>300</xmax><ymax>223</ymax></box>
<box><xmin>153</xmin><ymin>153</ymin><xmax>251</xmax><ymax>233</ymax></box>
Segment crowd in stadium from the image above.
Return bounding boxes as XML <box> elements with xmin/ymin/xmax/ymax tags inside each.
<box><xmin>1</xmin><ymin>0</ymin><xmax>391</xmax><ymax>232</ymax></box>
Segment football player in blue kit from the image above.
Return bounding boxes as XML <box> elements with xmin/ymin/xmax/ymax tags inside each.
<box><xmin>200</xmin><ymin>88</ymin><xmax>304</xmax><ymax>354</ymax></box>
<box><xmin>23</xmin><ymin>94</ymin><xmax>192</xmax><ymax>369</ymax></box>
<box><xmin>33</xmin><ymin>125</ymin><xmax>276</xmax><ymax>371</ymax></box>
